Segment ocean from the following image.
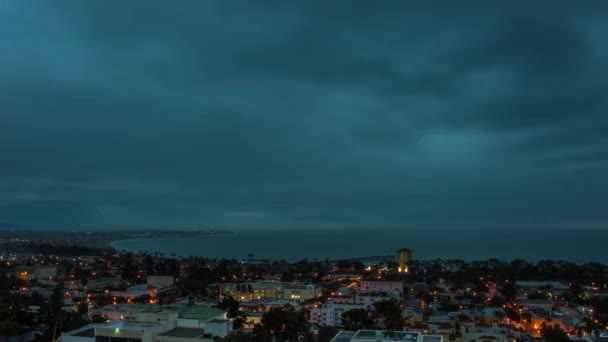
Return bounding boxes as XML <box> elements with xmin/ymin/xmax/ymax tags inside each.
<box><xmin>109</xmin><ymin>228</ymin><xmax>608</xmax><ymax>263</ymax></box>
<box><xmin>110</xmin><ymin>229</ymin><xmax>608</xmax><ymax>263</ymax></box>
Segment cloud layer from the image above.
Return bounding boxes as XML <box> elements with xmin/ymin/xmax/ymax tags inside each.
<box><xmin>1</xmin><ymin>1</ymin><xmax>607</xmax><ymax>229</ymax></box>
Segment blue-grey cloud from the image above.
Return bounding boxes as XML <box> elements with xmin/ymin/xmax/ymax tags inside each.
<box><xmin>1</xmin><ymin>1</ymin><xmax>607</xmax><ymax>229</ymax></box>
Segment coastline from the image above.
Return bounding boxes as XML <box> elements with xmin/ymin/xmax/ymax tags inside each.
<box><xmin>106</xmin><ymin>230</ymin><xmax>234</xmax><ymax>249</ymax></box>
<box><xmin>104</xmin><ymin>228</ymin><xmax>608</xmax><ymax>264</ymax></box>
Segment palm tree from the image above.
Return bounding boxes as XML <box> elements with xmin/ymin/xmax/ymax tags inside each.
<box><xmin>80</xmin><ymin>277</ymin><xmax>88</xmax><ymax>298</ymax></box>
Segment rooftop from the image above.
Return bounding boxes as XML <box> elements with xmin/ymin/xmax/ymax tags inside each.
<box><xmin>207</xmin><ymin>319</ymin><xmax>229</xmax><ymax>324</ymax></box>
<box><xmin>73</xmin><ymin>328</ymin><xmax>95</xmax><ymax>337</ymax></box>
<box><xmin>331</xmin><ymin>330</ymin><xmax>444</xmax><ymax>342</ymax></box>
<box><xmin>97</xmin><ymin>320</ymin><xmax>162</xmax><ymax>330</ymax></box>
<box><xmin>515</xmin><ymin>281</ymin><xmax>569</xmax><ymax>289</ymax></box>
<box><xmin>331</xmin><ymin>331</ymin><xmax>356</xmax><ymax>342</ymax></box>
<box><xmin>354</xmin><ymin>330</ymin><xmax>420</xmax><ymax>341</ymax></box>
<box><xmin>159</xmin><ymin>328</ymin><xmax>204</xmax><ymax>338</ymax></box>
<box><xmin>178</xmin><ymin>305</ymin><xmax>225</xmax><ymax>320</ymax></box>
<box><xmin>422</xmin><ymin>336</ymin><xmax>443</xmax><ymax>342</ymax></box>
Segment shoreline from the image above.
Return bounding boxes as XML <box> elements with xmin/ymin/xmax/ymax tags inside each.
<box><xmin>106</xmin><ymin>227</ymin><xmax>608</xmax><ymax>264</ymax></box>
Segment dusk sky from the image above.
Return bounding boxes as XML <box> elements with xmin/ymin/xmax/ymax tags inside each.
<box><xmin>1</xmin><ymin>1</ymin><xmax>607</xmax><ymax>230</ymax></box>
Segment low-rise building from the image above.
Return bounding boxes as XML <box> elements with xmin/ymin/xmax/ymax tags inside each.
<box><xmin>354</xmin><ymin>290</ymin><xmax>400</xmax><ymax>306</ymax></box>
<box><xmin>331</xmin><ymin>330</ymin><xmax>443</xmax><ymax>342</ymax></box>
<box><xmin>310</xmin><ymin>301</ymin><xmax>368</xmax><ymax>327</ymax></box>
<box><xmin>515</xmin><ymin>281</ymin><xmax>569</xmax><ymax>295</ymax></box>
<box><xmin>176</xmin><ymin>305</ymin><xmax>232</xmax><ymax>337</ymax></box>
<box><xmin>14</xmin><ymin>265</ymin><xmax>57</xmax><ymax>281</ymax></box>
<box><xmin>155</xmin><ymin>328</ymin><xmax>213</xmax><ymax>342</ymax></box>
<box><xmin>148</xmin><ymin>276</ymin><xmax>175</xmax><ymax>287</ymax></box>
<box><xmin>64</xmin><ymin>304</ymin><xmax>231</xmax><ymax>342</ymax></box>
<box><xmin>359</xmin><ymin>280</ymin><xmax>404</xmax><ymax>295</ymax></box>
<box><xmin>219</xmin><ymin>281</ymin><xmax>321</xmax><ymax>302</ymax></box>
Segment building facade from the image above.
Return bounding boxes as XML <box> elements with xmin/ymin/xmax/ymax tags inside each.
<box><xmin>396</xmin><ymin>248</ymin><xmax>412</xmax><ymax>273</ymax></box>
<box><xmin>310</xmin><ymin>301</ymin><xmax>368</xmax><ymax>327</ymax></box>
<box><xmin>359</xmin><ymin>280</ymin><xmax>404</xmax><ymax>294</ymax></box>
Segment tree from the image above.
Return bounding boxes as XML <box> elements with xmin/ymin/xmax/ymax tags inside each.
<box><xmin>489</xmin><ymin>295</ymin><xmax>507</xmax><ymax>307</ymax></box>
<box><xmin>317</xmin><ymin>326</ymin><xmax>339</xmax><ymax>342</ymax></box>
<box><xmin>494</xmin><ymin>310</ymin><xmax>506</xmax><ymax>322</ymax></box>
<box><xmin>76</xmin><ymin>302</ymin><xmax>89</xmax><ymax>315</ymax></box>
<box><xmin>499</xmin><ymin>282</ymin><xmax>517</xmax><ymax>302</ymax></box>
<box><xmin>0</xmin><ymin>321</ymin><xmax>21</xmax><ymax>341</ymax></box>
<box><xmin>569</xmin><ymin>283</ymin><xmax>583</xmax><ymax>299</ymax></box>
<box><xmin>373</xmin><ymin>300</ymin><xmax>403</xmax><ymax>331</ymax></box>
<box><xmin>80</xmin><ymin>277</ymin><xmax>88</xmax><ymax>298</ymax></box>
<box><xmin>91</xmin><ymin>314</ymin><xmax>106</xmax><ymax>323</ymax></box>
<box><xmin>540</xmin><ymin>323</ymin><xmax>569</xmax><ymax>342</ymax></box>
<box><xmin>416</xmin><ymin>291</ymin><xmax>434</xmax><ymax>305</ymax></box>
<box><xmin>45</xmin><ymin>283</ymin><xmax>65</xmax><ymax>342</ymax></box>
<box><xmin>581</xmin><ymin>317</ymin><xmax>602</xmax><ymax>338</ymax></box>
<box><xmin>503</xmin><ymin>306</ymin><xmax>521</xmax><ymax>323</ymax></box>
<box><xmin>217</xmin><ymin>296</ymin><xmax>246</xmax><ymax>329</ymax></box>
<box><xmin>222</xmin><ymin>331</ymin><xmax>254</xmax><ymax>342</ymax></box>
<box><xmin>257</xmin><ymin>307</ymin><xmax>309</xmax><ymax>342</ymax></box>
<box><xmin>439</xmin><ymin>301</ymin><xmax>460</xmax><ymax>312</ymax></box>
<box><xmin>342</xmin><ymin>309</ymin><xmax>373</xmax><ymax>331</ymax></box>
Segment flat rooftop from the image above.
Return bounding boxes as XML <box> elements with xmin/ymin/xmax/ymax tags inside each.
<box><xmin>159</xmin><ymin>328</ymin><xmax>204</xmax><ymax>338</ymax></box>
<box><xmin>97</xmin><ymin>321</ymin><xmax>163</xmax><ymax>330</ymax></box>
<box><xmin>73</xmin><ymin>328</ymin><xmax>95</xmax><ymax>337</ymax></box>
<box><xmin>178</xmin><ymin>305</ymin><xmax>225</xmax><ymax>320</ymax></box>
<box><xmin>331</xmin><ymin>331</ymin><xmax>356</xmax><ymax>342</ymax></box>
<box><xmin>353</xmin><ymin>330</ymin><xmax>420</xmax><ymax>341</ymax></box>
<box><xmin>422</xmin><ymin>336</ymin><xmax>443</xmax><ymax>342</ymax></box>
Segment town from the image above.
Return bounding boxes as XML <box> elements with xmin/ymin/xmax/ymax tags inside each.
<box><xmin>1</xmin><ymin>243</ymin><xmax>607</xmax><ymax>342</ymax></box>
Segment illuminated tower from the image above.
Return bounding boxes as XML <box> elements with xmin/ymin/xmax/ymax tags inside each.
<box><xmin>396</xmin><ymin>248</ymin><xmax>411</xmax><ymax>273</ymax></box>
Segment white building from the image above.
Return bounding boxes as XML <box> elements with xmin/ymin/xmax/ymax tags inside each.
<box><xmin>176</xmin><ymin>304</ymin><xmax>232</xmax><ymax>337</ymax></box>
<box><xmin>13</xmin><ymin>265</ymin><xmax>57</xmax><ymax>281</ymax></box>
<box><xmin>219</xmin><ymin>281</ymin><xmax>321</xmax><ymax>302</ymax></box>
<box><xmin>148</xmin><ymin>276</ymin><xmax>175</xmax><ymax>287</ymax></box>
<box><xmin>359</xmin><ymin>280</ymin><xmax>404</xmax><ymax>294</ymax></box>
<box><xmin>310</xmin><ymin>301</ymin><xmax>368</xmax><ymax>327</ymax></box>
<box><xmin>62</xmin><ymin>321</ymin><xmax>170</xmax><ymax>342</ymax></box>
<box><xmin>331</xmin><ymin>330</ymin><xmax>443</xmax><ymax>342</ymax></box>
<box><xmin>284</xmin><ymin>283</ymin><xmax>322</xmax><ymax>302</ymax></box>
<box><xmin>354</xmin><ymin>290</ymin><xmax>400</xmax><ymax>306</ymax></box>
<box><xmin>64</xmin><ymin>303</ymin><xmax>232</xmax><ymax>342</ymax></box>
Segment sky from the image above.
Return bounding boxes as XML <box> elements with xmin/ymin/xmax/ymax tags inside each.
<box><xmin>1</xmin><ymin>1</ymin><xmax>607</xmax><ymax>231</ymax></box>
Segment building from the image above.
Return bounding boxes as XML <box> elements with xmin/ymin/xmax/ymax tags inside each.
<box><xmin>96</xmin><ymin>320</ymin><xmax>170</xmax><ymax>342</ymax></box>
<box><xmin>109</xmin><ymin>282</ymin><xmax>180</xmax><ymax>302</ymax></box>
<box><xmin>64</xmin><ymin>304</ymin><xmax>231</xmax><ymax>342</ymax></box>
<box><xmin>239</xmin><ymin>298</ymin><xmax>296</xmax><ymax>313</ymax></box>
<box><xmin>331</xmin><ymin>330</ymin><xmax>443</xmax><ymax>342</ymax></box>
<box><xmin>514</xmin><ymin>281</ymin><xmax>569</xmax><ymax>295</ymax></box>
<box><xmin>148</xmin><ymin>276</ymin><xmax>175</xmax><ymax>287</ymax></box>
<box><xmin>13</xmin><ymin>265</ymin><xmax>57</xmax><ymax>281</ymax></box>
<box><xmin>93</xmin><ymin>304</ymin><xmax>180</xmax><ymax>324</ymax></box>
<box><xmin>354</xmin><ymin>290</ymin><xmax>401</xmax><ymax>306</ymax></box>
<box><xmin>396</xmin><ymin>248</ymin><xmax>412</xmax><ymax>273</ymax></box>
<box><xmin>328</xmin><ymin>295</ymin><xmax>355</xmax><ymax>304</ymax></box>
<box><xmin>359</xmin><ymin>279</ymin><xmax>404</xmax><ymax>294</ymax></box>
<box><xmin>310</xmin><ymin>301</ymin><xmax>368</xmax><ymax>327</ymax></box>
<box><xmin>155</xmin><ymin>328</ymin><xmax>213</xmax><ymax>342</ymax></box>
<box><xmin>284</xmin><ymin>283</ymin><xmax>322</xmax><ymax>301</ymax></box>
<box><xmin>176</xmin><ymin>305</ymin><xmax>232</xmax><ymax>337</ymax></box>
<box><xmin>62</xmin><ymin>320</ymin><xmax>170</xmax><ymax>342</ymax></box>
<box><xmin>219</xmin><ymin>281</ymin><xmax>321</xmax><ymax>302</ymax></box>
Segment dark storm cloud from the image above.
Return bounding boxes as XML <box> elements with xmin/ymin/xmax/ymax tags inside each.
<box><xmin>1</xmin><ymin>1</ymin><xmax>607</xmax><ymax>229</ymax></box>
